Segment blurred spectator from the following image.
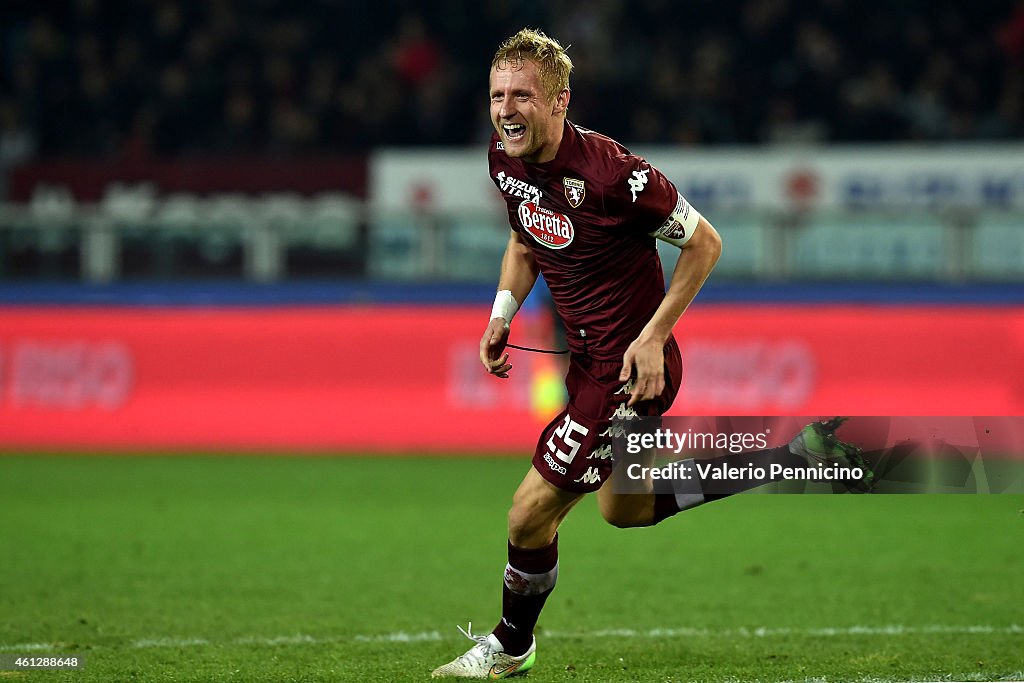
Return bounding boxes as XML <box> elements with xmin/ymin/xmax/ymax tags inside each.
<box><xmin>0</xmin><ymin>99</ymin><xmax>36</xmax><ymax>167</ymax></box>
<box><xmin>0</xmin><ymin>0</ymin><xmax>1020</xmax><ymax>160</ymax></box>
<box><xmin>999</xmin><ymin>0</ymin><xmax>1024</xmax><ymax>63</ymax></box>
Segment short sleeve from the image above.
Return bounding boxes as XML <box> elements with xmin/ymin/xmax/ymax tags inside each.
<box><xmin>605</xmin><ymin>156</ymin><xmax>678</xmax><ymax>233</ymax></box>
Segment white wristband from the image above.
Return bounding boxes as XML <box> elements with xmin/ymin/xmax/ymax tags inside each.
<box><xmin>490</xmin><ymin>289</ymin><xmax>519</xmax><ymax>326</ymax></box>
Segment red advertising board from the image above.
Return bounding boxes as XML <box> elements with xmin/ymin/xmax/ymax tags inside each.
<box><xmin>0</xmin><ymin>306</ymin><xmax>1021</xmax><ymax>452</ymax></box>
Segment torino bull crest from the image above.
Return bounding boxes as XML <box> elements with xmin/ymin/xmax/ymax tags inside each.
<box><xmin>563</xmin><ymin>177</ymin><xmax>585</xmax><ymax>208</ymax></box>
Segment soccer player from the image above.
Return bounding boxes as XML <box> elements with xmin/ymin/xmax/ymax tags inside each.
<box><xmin>432</xmin><ymin>29</ymin><xmax>863</xmax><ymax>679</ymax></box>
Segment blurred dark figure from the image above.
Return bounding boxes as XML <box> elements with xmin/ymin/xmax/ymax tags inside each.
<box><xmin>0</xmin><ymin>0</ymin><xmax>1020</xmax><ymax>160</ymax></box>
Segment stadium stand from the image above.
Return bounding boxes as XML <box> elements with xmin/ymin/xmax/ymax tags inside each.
<box><xmin>0</xmin><ymin>0</ymin><xmax>1021</xmax><ymax>161</ymax></box>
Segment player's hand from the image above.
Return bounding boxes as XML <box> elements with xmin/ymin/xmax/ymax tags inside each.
<box><xmin>619</xmin><ymin>336</ymin><xmax>665</xmax><ymax>407</ymax></box>
<box><xmin>480</xmin><ymin>318</ymin><xmax>513</xmax><ymax>378</ymax></box>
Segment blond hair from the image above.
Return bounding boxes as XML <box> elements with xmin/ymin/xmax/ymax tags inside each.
<box><xmin>492</xmin><ymin>28</ymin><xmax>573</xmax><ymax>102</ymax></box>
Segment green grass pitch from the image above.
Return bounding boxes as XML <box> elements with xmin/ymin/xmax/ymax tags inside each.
<box><xmin>1</xmin><ymin>455</ymin><xmax>1022</xmax><ymax>682</ymax></box>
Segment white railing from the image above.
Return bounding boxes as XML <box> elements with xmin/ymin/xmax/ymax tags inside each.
<box><xmin>0</xmin><ymin>187</ymin><xmax>1022</xmax><ymax>282</ymax></box>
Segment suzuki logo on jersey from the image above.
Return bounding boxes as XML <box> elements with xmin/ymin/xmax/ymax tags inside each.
<box><xmin>518</xmin><ymin>201</ymin><xmax>575</xmax><ymax>250</ymax></box>
<box><xmin>628</xmin><ymin>168</ymin><xmax>649</xmax><ymax>202</ymax></box>
<box><xmin>496</xmin><ymin>171</ymin><xmax>541</xmax><ymax>202</ymax></box>
<box><xmin>563</xmin><ymin>177</ymin><xmax>586</xmax><ymax>208</ymax></box>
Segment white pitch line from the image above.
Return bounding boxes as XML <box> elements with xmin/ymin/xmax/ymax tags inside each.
<box><xmin>352</xmin><ymin>630</ymin><xmax>444</xmax><ymax>643</ymax></box>
<box><xmin>0</xmin><ymin>642</ymin><xmax>63</xmax><ymax>651</ymax></box>
<box><xmin>131</xmin><ymin>637</ymin><xmax>210</xmax><ymax>648</ymax></box>
<box><xmin>543</xmin><ymin>624</ymin><xmax>1024</xmax><ymax>640</ymax></box>
<box><xmin>1</xmin><ymin>624</ymin><xmax>1020</xmax><ymax>653</ymax></box>
<box><xmin>775</xmin><ymin>675</ymin><xmax>1024</xmax><ymax>683</ymax></box>
<box><xmin>234</xmin><ymin>634</ymin><xmax>319</xmax><ymax>646</ymax></box>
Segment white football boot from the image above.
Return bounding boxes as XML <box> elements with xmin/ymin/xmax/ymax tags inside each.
<box><xmin>431</xmin><ymin>623</ymin><xmax>536</xmax><ymax>679</ymax></box>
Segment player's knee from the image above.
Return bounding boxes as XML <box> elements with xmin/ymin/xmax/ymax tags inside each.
<box><xmin>507</xmin><ymin>504</ymin><xmax>554</xmax><ymax>546</ymax></box>
<box><xmin>507</xmin><ymin>494</ymin><xmax>557</xmax><ymax>547</ymax></box>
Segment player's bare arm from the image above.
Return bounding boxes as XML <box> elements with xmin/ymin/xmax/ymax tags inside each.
<box><xmin>480</xmin><ymin>229</ymin><xmax>540</xmax><ymax>378</ymax></box>
<box><xmin>620</xmin><ymin>216</ymin><xmax>722</xmax><ymax>406</ymax></box>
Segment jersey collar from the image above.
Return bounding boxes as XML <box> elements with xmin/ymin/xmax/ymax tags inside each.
<box><xmin>527</xmin><ymin>119</ymin><xmax>577</xmax><ymax>176</ymax></box>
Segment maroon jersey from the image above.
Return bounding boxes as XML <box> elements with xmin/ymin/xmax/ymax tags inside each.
<box><xmin>489</xmin><ymin>120</ymin><xmax>679</xmax><ymax>360</ymax></box>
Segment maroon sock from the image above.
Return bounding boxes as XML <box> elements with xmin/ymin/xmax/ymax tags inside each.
<box><xmin>491</xmin><ymin>535</ymin><xmax>558</xmax><ymax>657</ymax></box>
<box><xmin>651</xmin><ymin>457</ymin><xmax>706</xmax><ymax>524</ymax></box>
<box><xmin>652</xmin><ymin>446</ymin><xmax>808</xmax><ymax>523</ymax></box>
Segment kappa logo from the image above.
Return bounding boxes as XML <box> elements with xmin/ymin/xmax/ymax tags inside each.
<box><xmin>600</xmin><ymin>395</ymin><xmax>637</xmax><ymax>438</ymax></box>
<box><xmin>628</xmin><ymin>168</ymin><xmax>650</xmax><ymax>202</ymax></box>
<box><xmin>496</xmin><ymin>171</ymin><xmax>541</xmax><ymax>202</ymax></box>
<box><xmin>587</xmin><ymin>444</ymin><xmax>613</xmax><ymax>460</ymax></box>
<box><xmin>598</xmin><ymin>401</ymin><xmax>634</xmax><ymax>438</ymax></box>
<box><xmin>563</xmin><ymin>177</ymin><xmax>586</xmax><ymax>208</ymax></box>
<box><xmin>543</xmin><ymin>452</ymin><xmax>567</xmax><ymax>474</ymax></box>
<box><xmin>496</xmin><ymin>141</ymin><xmax>504</xmax><ymax>150</ymax></box>
<box><xmin>600</xmin><ymin>423</ymin><xmax>628</xmax><ymax>438</ymax></box>
<box><xmin>574</xmin><ymin>467</ymin><xmax>602</xmax><ymax>485</ymax></box>
<box><xmin>518</xmin><ymin>200</ymin><xmax>574</xmax><ymax>250</ymax></box>
<box><xmin>611</xmin><ymin>403</ymin><xmax>638</xmax><ymax>420</ymax></box>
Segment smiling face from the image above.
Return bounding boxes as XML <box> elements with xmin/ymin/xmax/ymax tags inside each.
<box><xmin>489</xmin><ymin>58</ymin><xmax>569</xmax><ymax>164</ymax></box>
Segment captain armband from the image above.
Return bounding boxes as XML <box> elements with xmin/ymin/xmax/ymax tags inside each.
<box><xmin>490</xmin><ymin>289</ymin><xmax>519</xmax><ymax>327</ymax></box>
<box><xmin>650</xmin><ymin>192</ymin><xmax>702</xmax><ymax>247</ymax></box>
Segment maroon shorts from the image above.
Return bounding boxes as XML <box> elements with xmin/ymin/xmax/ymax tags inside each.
<box><xmin>532</xmin><ymin>337</ymin><xmax>683</xmax><ymax>493</ymax></box>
